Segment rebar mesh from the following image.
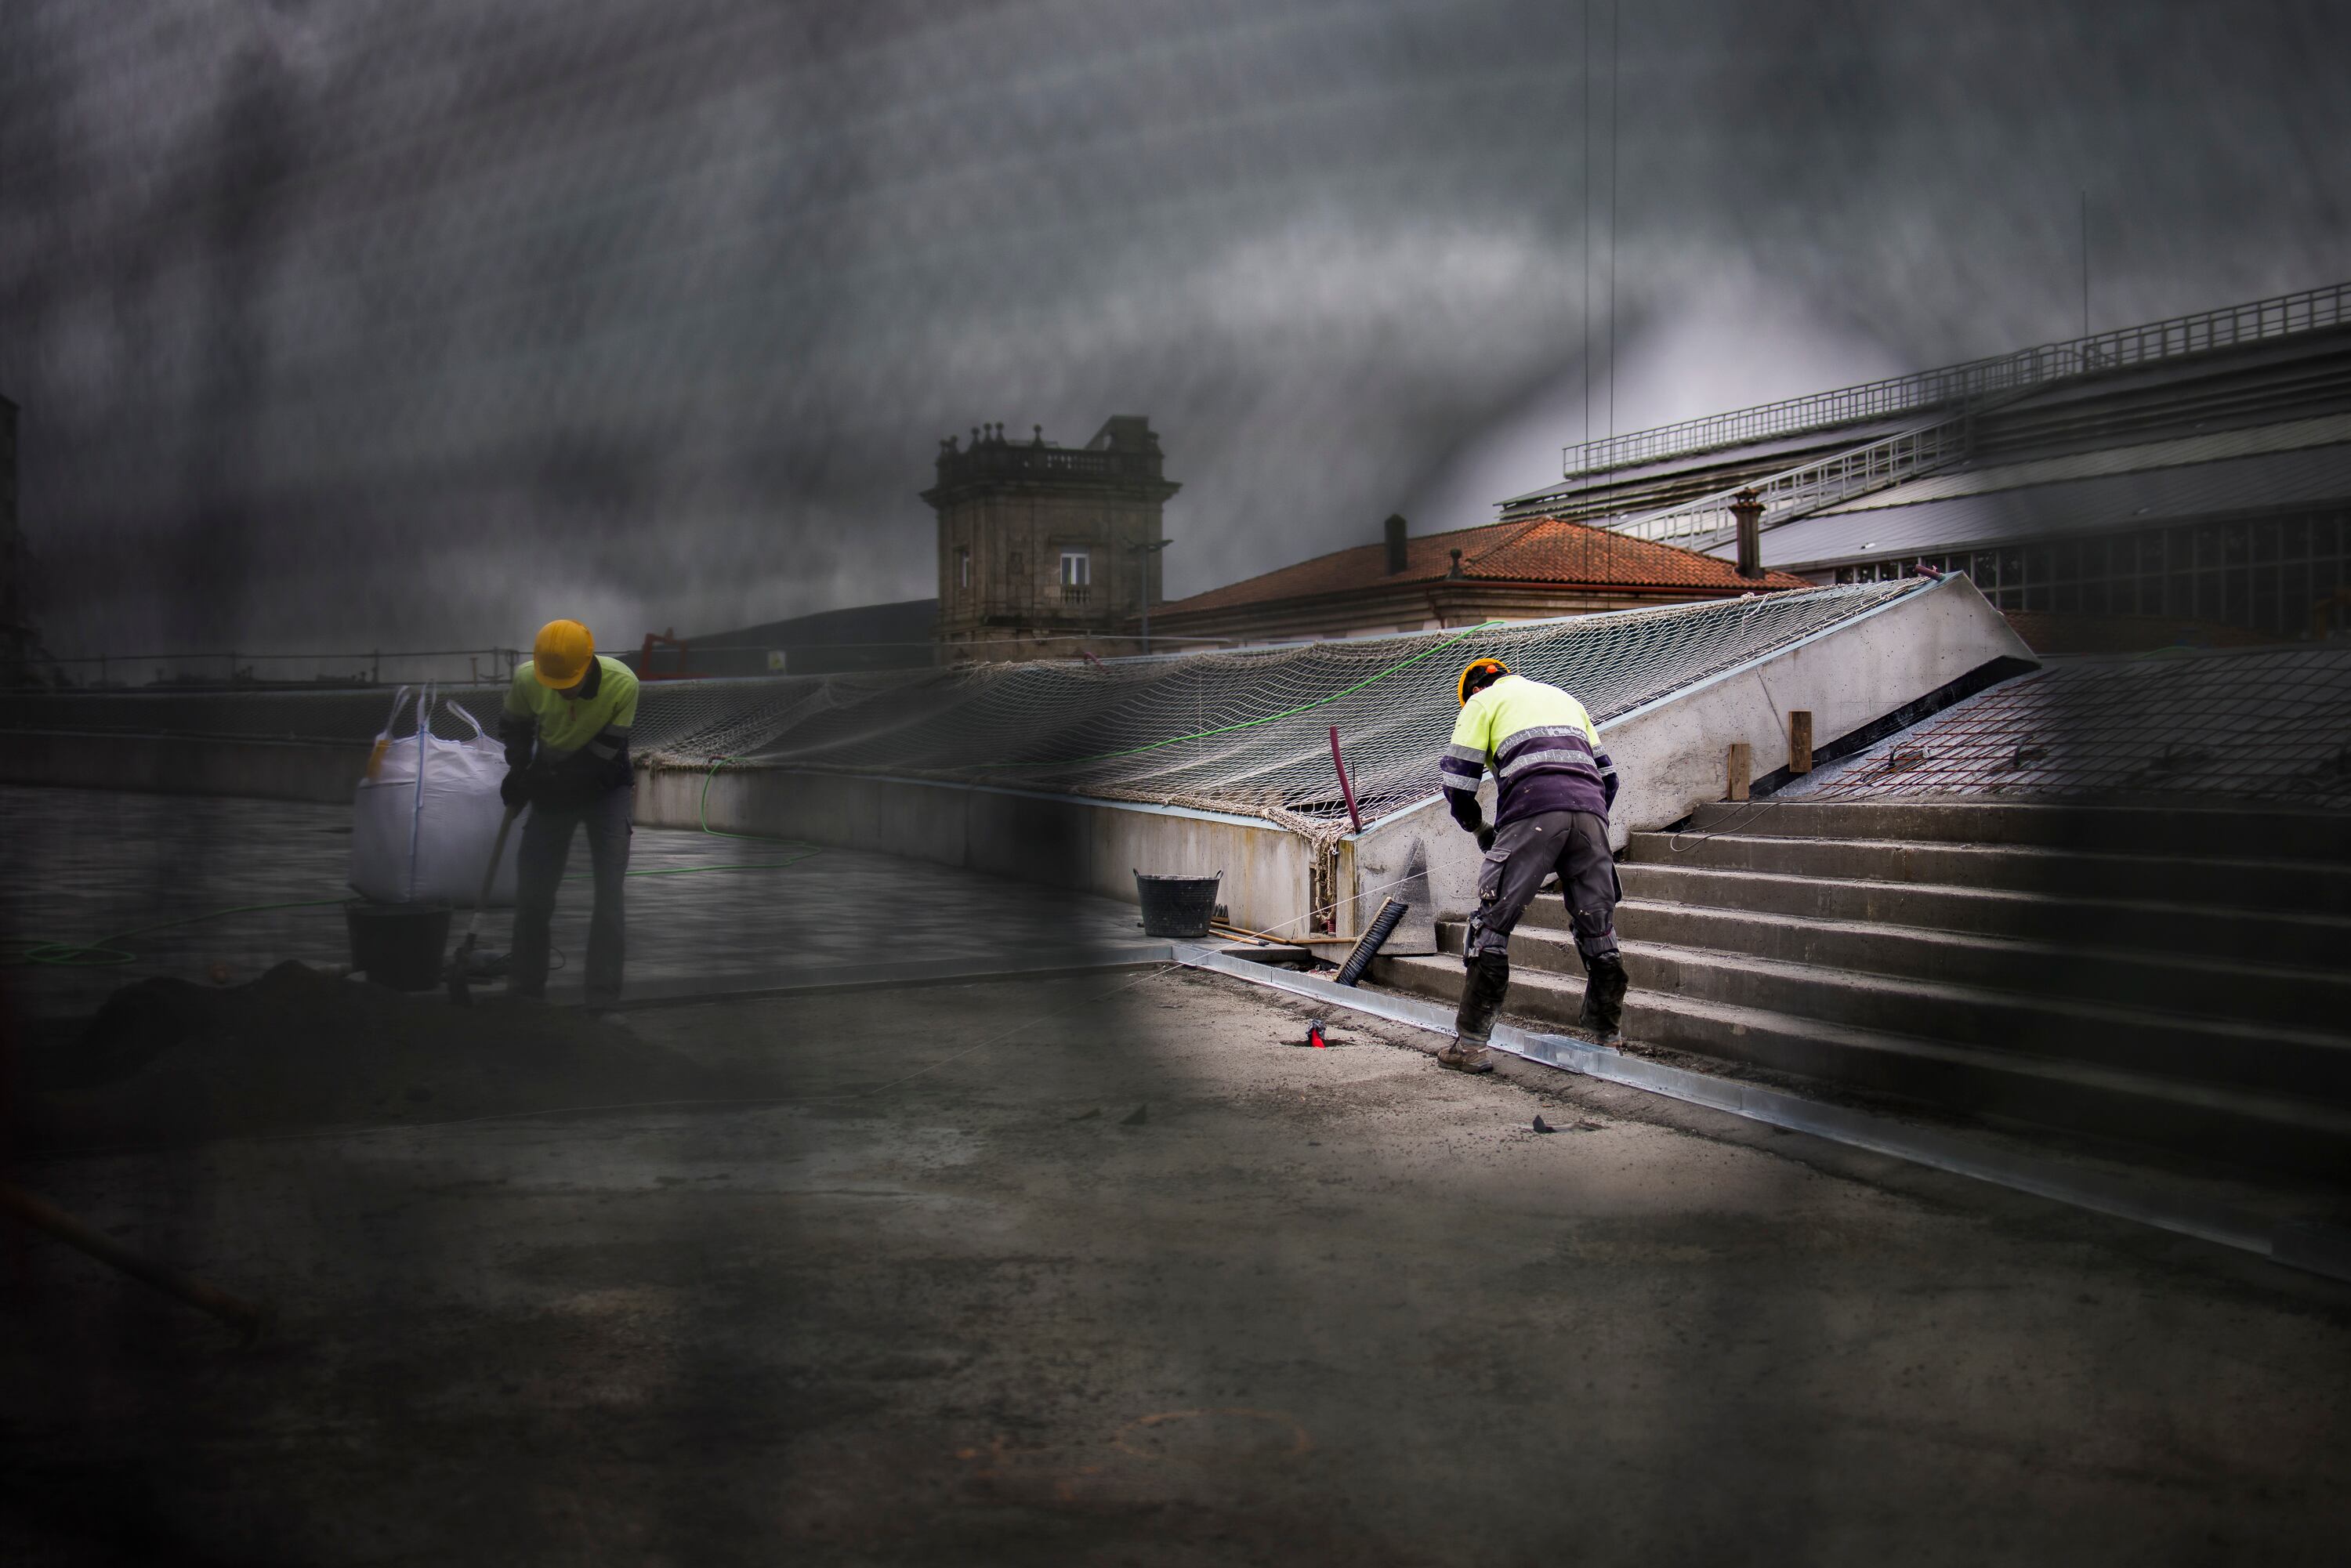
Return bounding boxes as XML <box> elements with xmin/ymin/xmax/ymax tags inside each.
<box><xmin>3</xmin><ymin>581</ymin><xmax>1926</xmax><ymax>838</ymax></box>
<box><xmin>1796</xmin><ymin>644</ymin><xmax>2351</xmax><ymax>809</ymax></box>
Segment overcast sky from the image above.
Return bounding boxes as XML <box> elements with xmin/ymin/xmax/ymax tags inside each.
<box><xmin>5</xmin><ymin>0</ymin><xmax>2347</xmax><ymax>657</ymax></box>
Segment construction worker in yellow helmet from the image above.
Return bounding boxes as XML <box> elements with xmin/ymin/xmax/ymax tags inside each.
<box><xmin>1435</xmin><ymin>656</ymin><xmax>1628</xmax><ymax>1068</ymax></box>
<box><xmin>498</xmin><ymin>619</ymin><xmax>640</xmax><ymax>1009</ymax></box>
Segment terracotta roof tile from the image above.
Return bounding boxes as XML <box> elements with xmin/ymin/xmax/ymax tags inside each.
<box><xmin>1157</xmin><ymin>515</ymin><xmax>1810</xmax><ymax>617</ymax></box>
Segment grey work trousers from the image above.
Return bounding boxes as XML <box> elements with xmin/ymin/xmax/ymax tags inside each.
<box><xmin>509</xmin><ymin>786</ymin><xmax>632</xmax><ymax>1005</ymax></box>
<box><xmin>1465</xmin><ymin>809</ymin><xmax>1620</xmax><ymax>969</ymax></box>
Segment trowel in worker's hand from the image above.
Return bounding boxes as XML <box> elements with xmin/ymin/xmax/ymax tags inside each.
<box><xmin>447</xmin><ymin>802</ymin><xmax>523</xmax><ymax>1006</ymax></box>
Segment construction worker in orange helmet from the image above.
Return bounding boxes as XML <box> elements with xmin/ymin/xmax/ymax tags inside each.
<box><xmin>498</xmin><ymin>619</ymin><xmax>641</xmax><ymax>1009</ymax></box>
<box><xmin>1434</xmin><ymin>657</ymin><xmax>1628</xmax><ymax>1069</ymax></box>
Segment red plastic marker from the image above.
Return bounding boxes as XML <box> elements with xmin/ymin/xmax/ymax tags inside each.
<box><xmin>1308</xmin><ymin>1023</ymin><xmax>1328</xmax><ymax>1048</ymax></box>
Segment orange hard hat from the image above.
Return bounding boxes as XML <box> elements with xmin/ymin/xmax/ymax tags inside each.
<box><xmin>1456</xmin><ymin>657</ymin><xmax>1509</xmax><ymax>706</ymax></box>
<box><xmin>531</xmin><ymin>619</ymin><xmax>595</xmax><ymax>689</ymax></box>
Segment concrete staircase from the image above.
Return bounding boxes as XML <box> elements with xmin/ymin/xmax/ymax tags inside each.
<box><xmin>1371</xmin><ymin>799</ymin><xmax>2351</xmax><ymax>1178</ymax></box>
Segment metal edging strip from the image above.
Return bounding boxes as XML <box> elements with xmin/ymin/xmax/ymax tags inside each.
<box><xmin>1172</xmin><ymin>944</ymin><xmax>2350</xmax><ymax>1285</ymax></box>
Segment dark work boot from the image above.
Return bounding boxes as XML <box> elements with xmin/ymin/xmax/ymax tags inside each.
<box><xmin>1444</xmin><ymin>951</ymin><xmax>1510</xmax><ymax>1072</ymax></box>
<box><xmin>1578</xmin><ymin>952</ymin><xmax>1629</xmax><ymax>1046</ymax></box>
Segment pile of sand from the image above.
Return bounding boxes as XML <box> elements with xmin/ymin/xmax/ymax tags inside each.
<box><xmin>17</xmin><ymin>962</ymin><xmax>739</xmax><ymax>1150</ymax></box>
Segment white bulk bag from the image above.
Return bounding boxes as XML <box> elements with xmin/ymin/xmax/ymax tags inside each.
<box><xmin>349</xmin><ymin>685</ymin><xmax>527</xmax><ymax>906</ymax></box>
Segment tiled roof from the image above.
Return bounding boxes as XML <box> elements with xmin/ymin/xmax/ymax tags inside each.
<box><xmin>1158</xmin><ymin>516</ymin><xmax>1809</xmax><ymax>617</ymax></box>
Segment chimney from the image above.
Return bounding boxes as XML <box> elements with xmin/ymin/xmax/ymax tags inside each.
<box><xmin>1447</xmin><ymin>549</ymin><xmax>1465</xmax><ymax>580</ymax></box>
<box><xmin>1731</xmin><ymin>489</ymin><xmax>1766</xmax><ymax>580</ymax></box>
<box><xmin>1384</xmin><ymin>514</ymin><xmax>1408</xmax><ymax>574</ymax></box>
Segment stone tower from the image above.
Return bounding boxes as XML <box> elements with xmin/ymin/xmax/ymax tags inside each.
<box><xmin>924</xmin><ymin>416</ymin><xmax>1179</xmax><ymax>661</ymax></box>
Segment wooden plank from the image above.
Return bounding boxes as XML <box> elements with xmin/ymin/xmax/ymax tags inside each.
<box><xmin>1789</xmin><ymin>710</ymin><xmax>1814</xmax><ymax>775</ymax></box>
<box><xmin>1726</xmin><ymin>741</ymin><xmax>1752</xmax><ymax>802</ymax></box>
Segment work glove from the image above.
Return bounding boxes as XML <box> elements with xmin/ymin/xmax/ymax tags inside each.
<box><xmin>498</xmin><ymin>769</ymin><xmax>531</xmax><ymax>810</ymax></box>
<box><xmin>1447</xmin><ymin>790</ymin><xmax>1487</xmax><ymax>838</ymax></box>
<box><xmin>1476</xmin><ymin>825</ymin><xmax>1497</xmax><ymax>853</ymax></box>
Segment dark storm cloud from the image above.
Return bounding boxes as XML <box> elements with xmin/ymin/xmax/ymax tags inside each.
<box><xmin>3</xmin><ymin>0</ymin><xmax>2346</xmax><ymax>656</ymax></box>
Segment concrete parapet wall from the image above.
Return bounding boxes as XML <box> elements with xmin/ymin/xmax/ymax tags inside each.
<box><xmin>1349</xmin><ymin>575</ymin><xmax>2036</xmax><ymax>924</ymax></box>
<box><xmin>0</xmin><ymin>730</ymin><xmax>371</xmax><ymax>804</ymax></box>
<box><xmin>0</xmin><ymin>731</ymin><xmax>1319</xmax><ymax>931</ymax></box>
<box><xmin>639</xmin><ymin>764</ymin><xmax>1317</xmax><ymax>933</ymax></box>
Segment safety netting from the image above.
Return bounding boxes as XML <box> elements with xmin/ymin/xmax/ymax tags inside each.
<box><xmin>4</xmin><ymin>581</ymin><xmax>1925</xmax><ymax>840</ymax></box>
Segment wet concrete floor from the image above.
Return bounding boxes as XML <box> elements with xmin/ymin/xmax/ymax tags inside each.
<box><xmin>0</xmin><ymin>784</ymin><xmax>1150</xmax><ymax>1023</ymax></box>
<box><xmin>6</xmin><ymin>964</ymin><xmax>2349</xmax><ymax>1564</ymax></box>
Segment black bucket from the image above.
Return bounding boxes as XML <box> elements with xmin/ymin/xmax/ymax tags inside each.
<box><xmin>1135</xmin><ymin>871</ymin><xmax>1222</xmax><ymax>938</ymax></box>
<box><xmin>345</xmin><ymin>900</ymin><xmax>453</xmax><ymax>991</ymax></box>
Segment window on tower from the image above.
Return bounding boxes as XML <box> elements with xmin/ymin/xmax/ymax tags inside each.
<box><xmin>956</xmin><ymin>546</ymin><xmax>970</xmax><ymax>591</ymax></box>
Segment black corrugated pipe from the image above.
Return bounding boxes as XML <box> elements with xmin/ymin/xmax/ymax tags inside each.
<box><xmin>1334</xmin><ymin>897</ymin><xmax>1409</xmax><ymax>987</ymax></box>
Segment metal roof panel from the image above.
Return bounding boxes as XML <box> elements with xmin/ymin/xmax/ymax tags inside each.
<box><xmin>1813</xmin><ymin>414</ymin><xmax>2351</xmax><ymax>513</ymax></box>
<box><xmin>1709</xmin><ymin>444</ymin><xmax>2351</xmax><ymax>570</ymax></box>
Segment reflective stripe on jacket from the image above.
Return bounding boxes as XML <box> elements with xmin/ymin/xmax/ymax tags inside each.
<box><xmin>1436</xmin><ymin>673</ymin><xmax>1617</xmax><ymax>825</ymax></box>
<box><xmin>502</xmin><ymin>654</ymin><xmax>639</xmax><ymax>759</ymax></box>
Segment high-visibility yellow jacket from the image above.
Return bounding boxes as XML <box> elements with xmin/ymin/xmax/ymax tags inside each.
<box><xmin>1437</xmin><ymin>673</ymin><xmax>1616</xmax><ymax>825</ymax></box>
<box><xmin>499</xmin><ymin>654</ymin><xmax>639</xmax><ymax>802</ymax></box>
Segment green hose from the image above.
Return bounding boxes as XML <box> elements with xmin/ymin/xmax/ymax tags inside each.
<box><xmin>568</xmin><ymin>850</ymin><xmax>823</xmax><ymax>881</ymax></box>
<box><xmin>688</xmin><ymin>620</ymin><xmax>1504</xmax><ymax>794</ymax></box>
<box><xmin>973</xmin><ymin>618</ymin><xmax>1505</xmax><ymax>771</ymax></box>
<box><xmin>696</xmin><ymin>754</ymin><xmax>776</xmax><ymax>839</ymax></box>
<box><xmin>691</xmin><ymin>752</ymin><xmax>804</xmax><ymax>842</ymax></box>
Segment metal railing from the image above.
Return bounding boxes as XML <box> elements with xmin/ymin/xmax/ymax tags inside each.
<box><xmin>1562</xmin><ymin>279</ymin><xmax>2351</xmax><ymax>480</ymax></box>
<box><xmin>1612</xmin><ymin>412</ymin><xmax>1980</xmax><ymax>546</ymax></box>
<box><xmin>5</xmin><ymin>646</ymin><xmax>523</xmax><ymax>693</ymax></box>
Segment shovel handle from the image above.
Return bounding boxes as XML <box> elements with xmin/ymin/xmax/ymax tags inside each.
<box><xmin>2</xmin><ymin>1182</ymin><xmax>268</xmax><ymax>1340</ymax></box>
<box><xmin>464</xmin><ymin>802</ymin><xmax>524</xmax><ymax>936</ymax></box>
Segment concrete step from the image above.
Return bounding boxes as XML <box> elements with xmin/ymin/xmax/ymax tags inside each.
<box><xmin>1425</xmin><ymin>928</ymin><xmax>2351</xmax><ymax>1105</ymax></box>
<box><xmin>1625</xmin><ymin>831</ymin><xmax>2351</xmax><ymax>917</ymax></box>
<box><xmin>1476</xmin><ymin>905</ymin><xmax>2351</xmax><ymax>1033</ymax></box>
<box><xmin>1610</xmin><ymin>862</ymin><xmax>2351</xmax><ymax>970</ymax></box>
<box><xmin>1679</xmin><ymin>799</ymin><xmax>2351</xmax><ymax>861</ymax></box>
<box><xmin>1370</xmin><ymin>954</ymin><xmax>2351</xmax><ymax>1179</ymax></box>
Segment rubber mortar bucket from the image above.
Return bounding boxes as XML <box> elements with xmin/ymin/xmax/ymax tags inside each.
<box><xmin>344</xmin><ymin>900</ymin><xmax>453</xmax><ymax>991</ymax></box>
<box><xmin>1135</xmin><ymin>871</ymin><xmax>1222</xmax><ymax>939</ymax></box>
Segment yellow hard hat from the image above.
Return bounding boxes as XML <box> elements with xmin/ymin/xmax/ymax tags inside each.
<box><xmin>531</xmin><ymin>619</ymin><xmax>595</xmax><ymax>690</ymax></box>
<box><xmin>1456</xmin><ymin>657</ymin><xmax>1509</xmax><ymax>707</ymax></box>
